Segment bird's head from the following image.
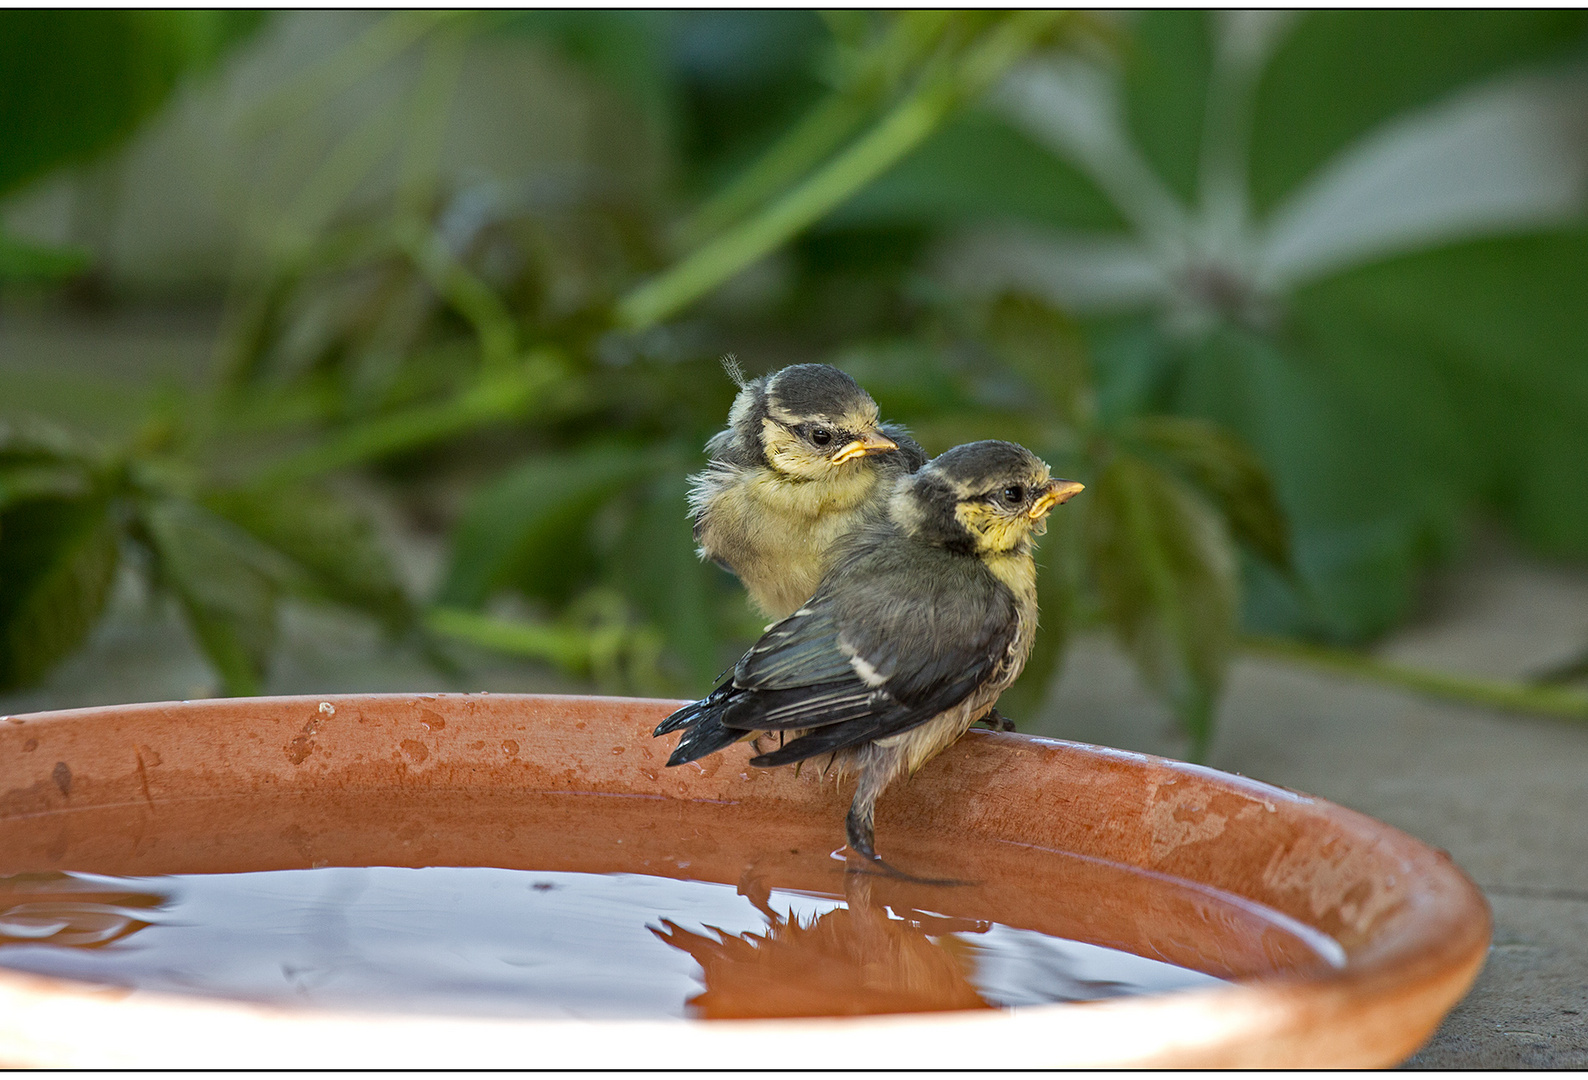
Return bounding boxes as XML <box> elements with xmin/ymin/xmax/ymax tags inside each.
<box><xmin>891</xmin><ymin>440</ymin><xmax>1084</xmax><ymax>554</ymax></box>
<box><xmin>724</xmin><ymin>364</ymin><xmax>900</xmax><ymax>480</ymax></box>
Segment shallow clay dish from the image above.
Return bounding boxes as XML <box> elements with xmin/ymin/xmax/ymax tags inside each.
<box><xmin>0</xmin><ymin>693</ymin><xmax>1488</xmax><ymax>1067</ymax></box>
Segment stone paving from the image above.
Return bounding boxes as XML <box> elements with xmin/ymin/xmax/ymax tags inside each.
<box><xmin>2</xmin><ymin>513</ymin><xmax>1584</xmax><ymax>1066</ymax></box>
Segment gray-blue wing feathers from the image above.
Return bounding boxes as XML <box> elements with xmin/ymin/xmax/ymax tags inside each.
<box><xmin>658</xmin><ymin>531</ymin><xmax>1016</xmax><ymax>768</ymax></box>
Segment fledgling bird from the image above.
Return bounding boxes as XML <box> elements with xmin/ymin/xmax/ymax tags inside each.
<box><xmin>690</xmin><ymin>361</ymin><xmax>927</xmax><ymax>622</ymax></box>
<box><xmin>657</xmin><ymin>440</ymin><xmax>1084</xmax><ymax>871</ymax></box>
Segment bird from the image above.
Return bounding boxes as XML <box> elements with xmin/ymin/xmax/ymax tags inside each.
<box><xmin>656</xmin><ymin>440</ymin><xmax>1084</xmax><ymax>873</ymax></box>
<box><xmin>689</xmin><ymin>360</ymin><xmax>927</xmax><ymax>623</ymax></box>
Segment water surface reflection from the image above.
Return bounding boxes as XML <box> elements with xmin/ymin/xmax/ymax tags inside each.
<box><xmin>0</xmin><ymin>866</ymin><xmax>1223</xmax><ymax>1018</ymax></box>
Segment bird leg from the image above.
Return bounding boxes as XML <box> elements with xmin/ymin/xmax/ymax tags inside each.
<box><xmin>842</xmin><ymin>743</ymin><xmax>966</xmax><ymax>886</ymax></box>
<box><xmin>975</xmin><ymin>708</ymin><xmax>1016</xmax><ymax>732</ymax></box>
<box><xmin>845</xmin><ymin>802</ymin><xmax>881</xmax><ymax>862</ymax></box>
<box><xmin>844</xmin><ymin>742</ymin><xmax>904</xmax><ymax>865</ymax></box>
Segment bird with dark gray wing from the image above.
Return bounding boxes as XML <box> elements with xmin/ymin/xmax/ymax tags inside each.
<box><xmin>690</xmin><ymin>361</ymin><xmax>926</xmax><ymax>621</ymax></box>
<box><xmin>658</xmin><ymin>440</ymin><xmax>1084</xmax><ymax>873</ymax></box>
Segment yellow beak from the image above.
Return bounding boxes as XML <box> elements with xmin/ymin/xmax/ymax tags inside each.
<box><xmin>1028</xmin><ymin>479</ymin><xmax>1085</xmax><ymax>519</ymax></box>
<box><xmin>831</xmin><ymin>431</ymin><xmax>899</xmax><ymax>465</ymax></box>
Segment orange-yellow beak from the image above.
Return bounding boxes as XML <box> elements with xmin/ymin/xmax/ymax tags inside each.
<box><xmin>1028</xmin><ymin>479</ymin><xmax>1085</xmax><ymax>519</ymax></box>
<box><xmin>831</xmin><ymin>431</ymin><xmax>899</xmax><ymax>465</ymax></box>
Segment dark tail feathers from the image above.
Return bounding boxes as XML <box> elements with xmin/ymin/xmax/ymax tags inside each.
<box><xmin>666</xmin><ymin>713</ymin><xmax>744</xmax><ymax>766</ymax></box>
<box><xmin>656</xmin><ymin>677</ymin><xmax>744</xmax><ymax>765</ymax></box>
<box><xmin>653</xmin><ymin>676</ymin><xmax>735</xmax><ymax>737</ymax></box>
<box><xmin>654</xmin><ymin>699</ymin><xmax>705</xmax><ymax>737</ymax></box>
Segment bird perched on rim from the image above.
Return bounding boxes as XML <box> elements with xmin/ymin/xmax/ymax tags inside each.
<box><xmin>657</xmin><ymin>440</ymin><xmax>1084</xmax><ymax>872</ymax></box>
<box><xmin>690</xmin><ymin>360</ymin><xmax>926</xmax><ymax>622</ymax></box>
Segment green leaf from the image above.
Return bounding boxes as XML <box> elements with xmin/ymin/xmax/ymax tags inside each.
<box><xmin>0</xmin><ymin>417</ymin><xmax>94</xmax><ymax>463</ymax></box>
<box><xmin>0</xmin><ymin>10</ymin><xmax>266</xmax><ymax>196</ymax></box>
<box><xmin>1085</xmin><ymin>453</ymin><xmax>1238</xmax><ymax>759</ymax></box>
<box><xmin>0</xmin><ymin>420</ymin><xmax>97</xmax><ymax>510</ymax></box>
<box><xmin>0</xmin><ymin>463</ymin><xmax>93</xmax><ymax>509</ymax></box>
<box><xmin>1154</xmin><ymin>232</ymin><xmax>1588</xmax><ymax>644</ymax></box>
<box><xmin>828</xmin><ymin>338</ymin><xmax>973</xmax><ymax>424</ymax></box>
<box><xmin>1158</xmin><ymin>237</ymin><xmax>1588</xmax><ymax>647</ymax></box>
<box><xmin>0</xmin><ymin>230</ymin><xmax>90</xmax><ymax>287</ymax></box>
<box><xmin>493</xmin><ymin>10</ymin><xmax>686</xmax><ymax>158</ymax></box>
<box><xmin>981</xmin><ymin>292</ymin><xmax>1092</xmax><ymax>425</ymax></box>
<box><xmin>438</xmin><ymin>443</ymin><xmax>654</xmax><ymax>608</ymax></box>
<box><xmin>1124</xmin><ymin>414</ymin><xmax>1292</xmax><ymax>576</ymax></box>
<box><xmin>140</xmin><ymin>498</ymin><xmax>291</xmax><ymax>696</ymax></box>
<box><xmin>1159</xmin><ymin>322</ymin><xmax>1459</xmax><ymax>643</ymax></box>
<box><xmin>1250</xmin><ymin>11</ymin><xmax>1588</xmax><ymax>212</ymax></box>
<box><xmin>1120</xmin><ymin>10</ymin><xmax>1213</xmax><ymax>206</ymax></box>
<box><xmin>617</xmin><ymin>12</ymin><xmax>1070</xmax><ymax>329</ymax></box>
<box><xmin>827</xmin><ymin>106</ymin><xmax>1126</xmax><ymax>233</ymax></box>
<box><xmin>499</xmin><ymin>10</ymin><xmax>829</xmax><ymax>184</ymax></box>
<box><xmin>204</xmin><ymin>485</ymin><xmax>413</xmax><ymax>633</ymax></box>
<box><xmin>499</xmin><ymin>10</ymin><xmax>676</xmax><ymax>101</ymax></box>
<box><xmin>0</xmin><ymin>496</ymin><xmax>119</xmax><ymax>691</ymax></box>
<box><xmin>1294</xmin><ymin>230</ymin><xmax>1588</xmax><ymax>559</ymax></box>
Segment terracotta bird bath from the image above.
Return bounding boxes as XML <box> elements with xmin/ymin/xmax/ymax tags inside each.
<box><xmin>0</xmin><ymin>693</ymin><xmax>1488</xmax><ymax>1067</ymax></box>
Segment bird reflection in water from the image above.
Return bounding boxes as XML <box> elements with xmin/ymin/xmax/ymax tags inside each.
<box><xmin>0</xmin><ymin>872</ymin><xmax>167</xmax><ymax>951</ymax></box>
<box><xmin>651</xmin><ymin>869</ymin><xmax>994</xmax><ymax>1019</ymax></box>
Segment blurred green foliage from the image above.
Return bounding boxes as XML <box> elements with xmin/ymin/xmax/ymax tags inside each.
<box><xmin>0</xmin><ymin>10</ymin><xmax>264</xmax><ymax>284</ymax></box>
<box><xmin>845</xmin><ymin>10</ymin><xmax>1588</xmax><ymax>645</ymax></box>
<box><xmin>0</xmin><ymin>9</ymin><xmax>263</xmax><ymax>196</ymax></box>
<box><xmin>4</xmin><ymin>11</ymin><xmax>1588</xmax><ymax>753</ymax></box>
<box><xmin>0</xmin><ymin>417</ymin><xmax>410</xmax><ymax>696</ymax></box>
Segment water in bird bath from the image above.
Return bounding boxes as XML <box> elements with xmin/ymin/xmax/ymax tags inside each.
<box><xmin>0</xmin><ymin>865</ymin><xmax>1229</xmax><ymax>1018</ymax></box>
<box><xmin>0</xmin><ymin>788</ymin><xmax>1342</xmax><ymax>1020</ymax></box>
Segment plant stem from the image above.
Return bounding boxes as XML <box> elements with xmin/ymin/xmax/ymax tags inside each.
<box><xmin>676</xmin><ymin>10</ymin><xmax>971</xmax><ymax>249</ymax></box>
<box><xmin>396</xmin><ymin>23</ymin><xmax>469</xmax><ymax>223</ymax></box>
<box><xmin>616</xmin><ymin>11</ymin><xmax>1065</xmax><ymax>330</ymax></box>
<box><xmin>676</xmin><ymin>91</ymin><xmax>874</xmax><ymax>250</ymax></box>
<box><xmin>253</xmin><ymin>354</ymin><xmax>562</xmax><ymax>487</ymax></box>
<box><xmin>1242</xmin><ymin>636</ymin><xmax>1588</xmax><ymax>725</ymax></box>
<box><xmin>397</xmin><ymin>220</ymin><xmax>519</xmax><ymax>373</ymax></box>
<box><xmin>426</xmin><ymin>607</ymin><xmax>589</xmax><ymax>670</ymax></box>
<box><xmin>617</xmin><ymin>86</ymin><xmax>952</xmax><ymax>330</ymax></box>
<box><xmin>274</xmin><ymin>105</ymin><xmax>408</xmax><ymax>258</ymax></box>
<box><xmin>242</xmin><ymin>11</ymin><xmax>460</xmax><ymax>136</ymax></box>
<box><xmin>672</xmin><ymin>11</ymin><xmax>961</xmax><ymax>249</ymax></box>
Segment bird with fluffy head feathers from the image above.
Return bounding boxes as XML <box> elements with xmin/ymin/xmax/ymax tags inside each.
<box><xmin>690</xmin><ymin>361</ymin><xmax>927</xmax><ymax>622</ymax></box>
<box><xmin>659</xmin><ymin>439</ymin><xmax>1084</xmax><ymax>876</ymax></box>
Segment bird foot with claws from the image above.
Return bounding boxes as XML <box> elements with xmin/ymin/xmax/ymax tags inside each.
<box><xmin>976</xmin><ymin>708</ymin><xmax>1016</xmax><ymax>732</ymax></box>
<box><xmin>845</xmin><ymin>808</ymin><xmax>968</xmax><ymax>886</ymax></box>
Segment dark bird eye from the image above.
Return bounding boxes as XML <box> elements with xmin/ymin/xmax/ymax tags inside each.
<box><xmin>1002</xmin><ymin>485</ymin><xmax>1026</xmax><ymax>506</ymax></box>
<box><xmin>809</xmin><ymin>427</ymin><xmax>833</xmax><ymax>446</ymax></box>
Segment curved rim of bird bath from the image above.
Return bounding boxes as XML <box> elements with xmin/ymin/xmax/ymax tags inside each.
<box><xmin>0</xmin><ymin>692</ymin><xmax>1489</xmax><ymax>1068</ymax></box>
